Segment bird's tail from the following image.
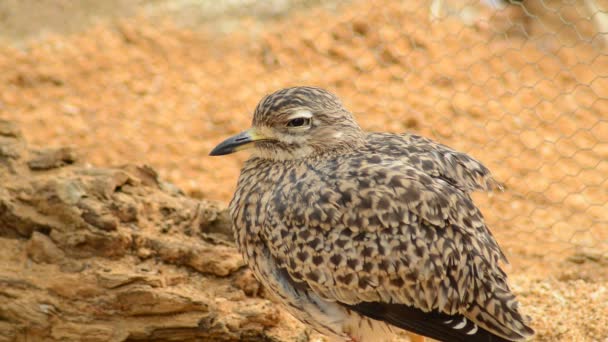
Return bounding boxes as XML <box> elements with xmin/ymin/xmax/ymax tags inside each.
<box><xmin>466</xmin><ymin>282</ymin><xmax>535</xmax><ymax>341</ymax></box>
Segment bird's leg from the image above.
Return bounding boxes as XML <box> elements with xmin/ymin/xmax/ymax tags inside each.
<box><xmin>408</xmin><ymin>332</ymin><xmax>426</xmax><ymax>342</ymax></box>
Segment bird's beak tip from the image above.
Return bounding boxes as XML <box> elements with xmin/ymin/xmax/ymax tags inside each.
<box><xmin>209</xmin><ymin>129</ymin><xmax>263</xmax><ymax>156</ymax></box>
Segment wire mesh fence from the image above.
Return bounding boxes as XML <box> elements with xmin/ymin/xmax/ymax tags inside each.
<box><xmin>0</xmin><ymin>0</ymin><xmax>606</xmax><ymax>340</ymax></box>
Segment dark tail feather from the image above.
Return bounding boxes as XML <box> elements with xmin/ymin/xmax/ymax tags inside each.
<box><xmin>342</xmin><ymin>301</ymin><xmax>531</xmax><ymax>342</ymax></box>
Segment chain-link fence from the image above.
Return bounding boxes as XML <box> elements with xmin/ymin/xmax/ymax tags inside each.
<box><xmin>0</xmin><ymin>1</ymin><xmax>606</xmax><ymax>341</ymax></box>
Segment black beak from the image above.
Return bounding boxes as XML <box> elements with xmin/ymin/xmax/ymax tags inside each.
<box><xmin>209</xmin><ymin>129</ymin><xmax>260</xmax><ymax>156</ymax></box>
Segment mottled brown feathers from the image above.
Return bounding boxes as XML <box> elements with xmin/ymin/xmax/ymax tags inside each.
<box><xmin>225</xmin><ymin>87</ymin><xmax>533</xmax><ymax>341</ymax></box>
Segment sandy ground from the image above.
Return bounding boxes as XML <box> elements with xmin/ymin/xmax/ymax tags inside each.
<box><xmin>1</xmin><ymin>0</ymin><xmax>607</xmax><ymax>341</ymax></box>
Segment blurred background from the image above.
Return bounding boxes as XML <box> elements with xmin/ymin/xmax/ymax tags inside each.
<box><xmin>0</xmin><ymin>0</ymin><xmax>607</xmax><ymax>341</ymax></box>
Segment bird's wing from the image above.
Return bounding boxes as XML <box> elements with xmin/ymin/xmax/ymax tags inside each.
<box><xmin>261</xmin><ymin>160</ymin><xmax>533</xmax><ymax>341</ymax></box>
<box><xmin>366</xmin><ymin>133</ymin><xmax>504</xmax><ymax>192</ymax></box>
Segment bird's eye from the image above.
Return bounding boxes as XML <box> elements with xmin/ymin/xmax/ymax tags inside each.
<box><xmin>287</xmin><ymin>117</ymin><xmax>311</xmax><ymax>128</ymax></box>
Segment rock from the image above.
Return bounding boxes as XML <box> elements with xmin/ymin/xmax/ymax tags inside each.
<box><xmin>96</xmin><ymin>271</ymin><xmax>163</xmax><ymax>289</ymax></box>
<box><xmin>78</xmin><ymin>198</ymin><xmax>119</xmax><ymax>231</ymax></box>
<box><xmin>0</xmin><ymin>189</ymin><xmax>56</xmax><ymax>238</ymax></box>
<box><xmin>133</xmin><ymin>234</ymin><xmax>245</xmax><ymax>277</ymax></box>
<box><xmin>51</xmin><ymin>323</ymin><xmax>129</xmax><ymax>342</ymax></box>
<box><xmin>0</xmin><ymin>143</ymin><xmax>22</xmax><ymax>159</ymax></box>
<box><xmin>0</xmin><ymin>120</ymin><xmax>23</xmax><ymax>138</ymax></box>
<box><xmin>27</xmin><ymin>147</ymin><xmax>78</xmax><ymax>170</ymax></box>
<box><xmin>26</xmin><ymin>232</ymin><xmax>65</xmax><ymax>264</ymax></box>
<box><xmin>197</xmin><ymin>204</ymin><xmax>234</xmax><ymax>243</ymax></box>
<box><xmin>233</xmin><ymin>269</ymin><xmax>262</xmax><ymax>297</ymax></box>
<box><xmin>114</xmin><ymin>288</ymin><xmax>209</xmax><ymax>316</ymax></box>
<box><xmin>46</xmin><ymin>273</ymin><xmax>104</xmax><ymax>298</ymax></box>
<box><xmin>0</xmin><ymin>121</ymin><xmax>309</xmax><ymax>341</ymax></box>
<box><xmin>233</xmin><ymin>300</ymin><xmax>280</xmax><ymax>328</ymax></box>
<box><xmin>0</xmin><ymin>120</ymin><xmax>27</xmax><ymax>175</ymax></box>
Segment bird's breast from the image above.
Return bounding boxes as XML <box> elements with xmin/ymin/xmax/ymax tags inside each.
<box><xmin>230</xmin><ymin>160</ymin><xmax>289</xmax><ymax>258</ymax></box>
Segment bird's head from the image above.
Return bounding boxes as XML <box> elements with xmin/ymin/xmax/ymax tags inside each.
<box><xmin>210</xmin><ymin>86</ymin><xmax>364</xmax><ymax>161</ymax></box>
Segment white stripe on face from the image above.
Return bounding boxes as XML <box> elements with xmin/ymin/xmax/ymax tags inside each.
<box><xmin>286</xmin><ymin>109</ymin><xmax>313</xmax><ymax>121</ymax></box>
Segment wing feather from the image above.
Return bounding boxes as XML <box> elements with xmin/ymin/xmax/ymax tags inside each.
<box><xmin>261</xmin><ymin>155</ymin><xmax>532</xmax><ymax>341</ymax></box>
<box><xmin>367</xmin><ymin>132</ymin><xmax>504</xmax><ymax>192</ymax></box>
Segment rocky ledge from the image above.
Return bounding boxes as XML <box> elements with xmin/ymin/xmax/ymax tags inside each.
<box><xmin>0</xmin><ymin>120</ymin><xmax>308</xmax><ymax>342</ymax></box>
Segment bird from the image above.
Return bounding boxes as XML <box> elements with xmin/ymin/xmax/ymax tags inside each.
<box><xmin>209</xmin><ymin>86</ymin><xmax>534</xmax><ymax>342</ymax></box>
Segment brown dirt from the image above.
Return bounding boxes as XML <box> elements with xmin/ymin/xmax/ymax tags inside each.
<box><xmin>0</xmin><ymin>0</ymin><xmax>607</xmax><ymax>341</ymax></box>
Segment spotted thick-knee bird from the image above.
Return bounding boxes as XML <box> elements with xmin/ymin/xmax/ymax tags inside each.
<box><xmin>210</xmin><ymin>86</ymin><xmax>534</xmax><ymax>342</ymax></box>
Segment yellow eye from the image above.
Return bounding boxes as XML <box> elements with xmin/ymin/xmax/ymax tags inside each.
<box><xmin>287</xmin><ymin>117</ymin><xmax>311</xmax><ymax>127</ymax></box>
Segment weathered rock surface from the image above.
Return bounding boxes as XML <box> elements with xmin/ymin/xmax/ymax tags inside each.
<box><xmin>0</xmin><ymin>120</ymin><xmax>309</xmax><ymax>341</ymax></box>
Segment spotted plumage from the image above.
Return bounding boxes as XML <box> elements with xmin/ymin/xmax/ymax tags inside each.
<box><xmin>210</xmin><ymin>86</ymin><xmax>534</xmax><ymax>342</ymax></box>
